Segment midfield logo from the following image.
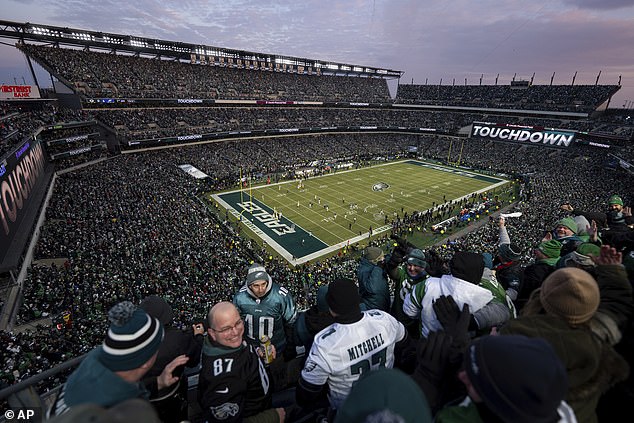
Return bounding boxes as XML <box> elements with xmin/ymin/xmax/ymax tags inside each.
<box><xmin>372</xmin><ymin>182</ymin><xmax>390</xmax><ymax>192</ymax></box>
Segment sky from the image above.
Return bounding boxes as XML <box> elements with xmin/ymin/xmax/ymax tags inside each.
<box><xmin>2</xmin><ymin>0</ymin><xmax>634</xmax><ymax>109</ymax></box>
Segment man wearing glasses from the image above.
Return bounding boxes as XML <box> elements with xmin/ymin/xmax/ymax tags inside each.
<box><xmin>198</xmin><ymin>301</ymin><xmax>285</xmax><ymax>423</ymax></box>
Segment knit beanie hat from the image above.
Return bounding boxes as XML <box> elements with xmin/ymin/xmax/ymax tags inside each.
<box><xmin>450</xmin><ymin>251</ymin><xmax>485</xmax><ymax>285</ymax></box>
<box><xmin>100</xmin><ymin>301</ymin><xmax>164</xmax><ymax>371</ymax></box>
<box><xmin>364</xmin><ymin>246</ymin><xmax>384</xmax><ymax>264</ymax></box>
<box><xmin>537</xmin><ymin>240</ymin><xmax>562</xmax><ymax>259</ymax></box>
<box><xmin>139</xmin><ymin>295</ymin><xmax>173</xmax><ymax>326</ymax></box>
<box><xmin>326</xmin><ymin>278</ymin><xmax>361</xmax><ymax>316</ymax></box>
<box><xmin>609</xmin><ymin>195</ymin><xmax>624</xmax><ymax>206</ymax></box>
<box><xmin>574</xmin><ymin>215</ymin><xmax>591</xmax><ymax>236</ymax></box>
<box><xmin>556</xmin><ymin>217</ymin><xmax>578</xmax><ymax>234</ymax></box>
<box><xmin>245</xmin><ymin>263</ymin><xmax>273</xmax><ymax>296</ymax></box>
<box><xmin>335</xmin><ymin>368</ymin><xmax>432</xmax><ymax>423</ymax></box>
<box><xmin>565</xmin><ymin>243</ymin><xmax>601</xmax><ymax>268</ymax></box>
<box><xmin>498</xmin><ymin>243</ymin><xmax>522</xmax><ymax>261</ymax></box>
<box><xmin>539</xmin><ymin>268</ymin><xmax>599</xmax><ymax>325</ymax></box>
<box><xmin>406</xmin><ymin>248</ymin><xmax>427</xmax><ymax>268</ymax></box>
<box><xmin>465</xmin><ymin>334</ymin><xmax>568</xmax><ymax>423</ymax></box>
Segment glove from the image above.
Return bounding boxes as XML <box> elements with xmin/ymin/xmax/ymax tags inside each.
<box><xmin>415</xmin><ymin>331</ymin><xmax>451</xmax><ymax>382</ymax></box>
<box><xmin>505</xmin><ymin>288</ymin><xmax>518</xmax><ymax>301</ymax></box>
<box><xmin>386</xmin><ymin>247</ymin><xmax>407</xmax><ymax>271</ymax></box>
<box><xmin>433</xmin><ymin>295</ymin><xmax>470</xmax><ymax>364</ymax></box>
<box><xmin>389</xmin><ymin>248</ymin><xmax>406</xmax><ymax>264</ymax></box>
<box><xmin>426</xmin><ymin>250</ymin><xmax>445</xmax><ymax>277</ymax></box>
<box><xmin>413</xmin><ymin>331</ymin><xmax>451</xmax><ymax>409</ymax></box>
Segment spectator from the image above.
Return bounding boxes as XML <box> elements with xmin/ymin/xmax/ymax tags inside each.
<box><xmin>385</xmin><ymin>240</ymin><xmax>428</xmax><ymax>337</ymax></box>
<box><xmin>139</xmin><ymin>295</ymin><xmax>204</xmax><ymax>423</ymax></box>
<box><xmin>435</xmin><ymin>334</ymin><xmax>576</xmax><ymax>423</ymax></box>
<box><xmin>49</xmin><ymin>301</ymin><xmax>186</xmax><ymax>416</ymax></box>
<box><xmin>290</xmin><ymin>284</ymin><xmax>334</xmax><ymax>356</ymax></box>
<box><xmin>198</xmin><ymin>301</ymin><xmax>285</xmax><ymax>423</ymax></box>
<box><xmin>563</xmin><ymin>195</ymin><xmax>632</xmax><ymax>232</ymax></box>
<box><xmin>334</xmin><ymin>368</ymin><xmax>432</xmax><ymax>423</ymax></box>
<box><xmin>518</xmin><ymin>239</ymin><xmax>562</xmax><ymax>310</ymax></box>
<box><xmin>500</xmin><ymin>267</ymin><xmax>630</xmax><ymax>423</ymax></box>
<box><xmin>233</xmin><ymin>263</ymin><xmax>297</xmax><ymax>391</ymax></box>
<box><xmin>296</xmin><ymin>278</ymin><xmax>410</xmax><ymax>414</ymax></box>
<box><xmin>356</xmin><ymin>246</ymin><xmax>390</xmax><ymax>312</ymax></box>
<box><xmin>493</xmin><ymin>216</ymin><xmax>523</xmax><ymax>301</ymax></box>
<box><xmin>563</xmin><ymin>243</ymin><xmax>601</xmax><ymax>275</ymax></box>
<box><xmin>403</xmin><ymin>251</ymin><xmax>509</xmax><ymax>337</ymax></box>
<box><xmin>549</xmin><ymin>217</ymin><xmax>584</xmax><ymax>258</ymax></box>
<box><xmin>583</xmin><ymin>246</ymin><xmax>634</xmax><ymax>346</ymax></box>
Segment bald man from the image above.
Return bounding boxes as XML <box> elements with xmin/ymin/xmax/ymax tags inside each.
<box><xmin>198</xmin><ymin>302</ymin><xmax>285</xmax><ymax>423</ymax></box>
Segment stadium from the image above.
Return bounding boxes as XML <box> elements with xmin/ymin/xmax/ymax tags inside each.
<box><xmin>0</xmin><ymin>18</ymin><xmax>633</xmax><ymax>423</ymax></box>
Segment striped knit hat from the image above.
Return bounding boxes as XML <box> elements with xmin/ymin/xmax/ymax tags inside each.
<box><xmin>100</xmin><ymin>301</ymin><xmax>164</xmax><ymax>371</ymax></box>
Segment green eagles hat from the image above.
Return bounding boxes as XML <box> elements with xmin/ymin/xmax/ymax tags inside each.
<box><xmin>537</xmin><ymin>240</ymin><xmax>562</xmax><ymax>259</ymax></box>
<box><xmin>608</xmin><ymin>195</ymin><xmax>624</xmax><ymax>206</ymax></box>
<box><xmin>566</xmin><ymin>243</ymin><xmax>601</xmax><ymax>268</ymax></box>
<box><xmin>556</xmin><ymin>217</ymin><xmax>578</xmax><ymax>234</ymax></box>
<box><xmin>335</xmin><ymin>368</ymin><xmax>432</xmax><ymax>423</ymax></box>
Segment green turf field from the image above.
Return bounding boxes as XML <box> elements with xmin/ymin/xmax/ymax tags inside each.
<box><xmin>212</xmin><ymin>160</ymin><xmax>508</xmax><ymax>264</ymax></box>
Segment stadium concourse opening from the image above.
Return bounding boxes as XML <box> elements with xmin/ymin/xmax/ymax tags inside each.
<box><xmin>212</xmin><ymin>160</ymin><xmax>508</xmax><ymax>265</ymax></box>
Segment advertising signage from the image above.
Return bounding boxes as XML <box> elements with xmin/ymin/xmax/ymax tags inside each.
<box><xmin>470</xmin><ymin>122</ymin><xmax>575</xmax><ymax>148</ymax></box>
<box><xmin>0</xmin><ymin>84</ymin><xmax>41</xmax><ymax>99</ymax></box>
<box><xmin>0</xmin><ymin>140</ymin><xmax>47</xmax><ymax>266</ymax></box>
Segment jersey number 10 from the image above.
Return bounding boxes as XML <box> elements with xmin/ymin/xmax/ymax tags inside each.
<box><xmin>244</xmin><ymin>314</ymin><xmax>274</xmax><ymax>340</ymax></box>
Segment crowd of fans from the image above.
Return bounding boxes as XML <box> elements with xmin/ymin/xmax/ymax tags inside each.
<box><xmin>3</xmin><ymin>130</ymin><xmax>631</xmax><ymax>393</ymax></box>
<box><xmin>19</xmin><ymin>44</ymin><xmax>391</xmax><ymax>103</ymax></box>
<box><xmin>0</xmin><ymin>103</ymin><xmax>90</xmax><ymax>159</ymax></box>
<box><xmin>0</xmin><ymin>44</ymin><xmax>632</xmax><ymax>421</ymax></box>
<box><xmin>396</xmin><ymin>82</ymin><xmax>620</xmax><ymax>113</ymax></box>
<box><xmin>18</xmin><ymin>43</ymin><xmax>622</xmax><ymax>114</ymax></box>
<box><xmin>85</xmin><ymin>105</ymin><xmax>634</xmax><ymax>150</ymax></box>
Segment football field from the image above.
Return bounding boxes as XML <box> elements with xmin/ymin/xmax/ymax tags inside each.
<box><xmin>212</xmin><ymin>160</ymin><xmax>508</xmax><ymax>264</ymax></box>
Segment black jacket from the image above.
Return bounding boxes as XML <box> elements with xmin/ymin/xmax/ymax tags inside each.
<box><xmin>519</xmin><ymin>261</ymin><xmax>556</xmax><ymax>310</ymax></box>
<box><xmin>198</xmin><ymin>338</ymin><xmax>272</xmax><ymax>423</ymax></box>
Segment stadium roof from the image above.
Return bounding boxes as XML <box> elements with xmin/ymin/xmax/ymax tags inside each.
<box><xmin>0</xmin><ymin>20</ymin><xmax>404</xmax><ymax>79</ymax></box>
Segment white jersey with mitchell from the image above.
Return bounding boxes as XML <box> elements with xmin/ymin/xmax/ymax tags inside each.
<box><xmin>300</xmin><ymin>310</ymin><xmax>406</xmax><ymax>409</ymax></box>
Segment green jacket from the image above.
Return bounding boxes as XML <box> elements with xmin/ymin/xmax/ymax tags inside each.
<box><xmin>388</xmin><ymin>264</ymin><xmax>426</xmax><ymax>337</ymax></box>
<box><xmin>500</xmin><ymin>315</ymin><xmax>629</xmax><ymax>423</ymax></box>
